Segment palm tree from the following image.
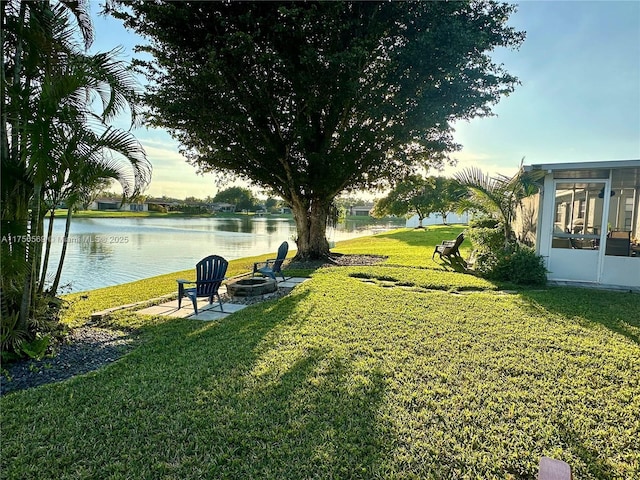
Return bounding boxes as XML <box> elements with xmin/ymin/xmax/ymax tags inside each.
<box><xmin>454</xmin><ymin>161</ymin><xmax>542</xmax><ymax>245</ymax></box>
<box><xmin>2</xmin><ymin>0</ymin><xmax>150</xmax><ymax>346</ymax></box>
<box><xmin>48</xmin><ymin>127</ymin><xmax>149</xmax><ymax>295</ymax></box>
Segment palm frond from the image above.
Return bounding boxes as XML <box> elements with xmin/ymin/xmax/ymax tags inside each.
<box><xmin>59</xmin><ymin>0</ymin><xmax>94</xmax><ymax>49</ymax></box>
<box><xmin>454</xmin><ymin>166</ymin><xmax>492</xmax><ymax>189</ymax></box>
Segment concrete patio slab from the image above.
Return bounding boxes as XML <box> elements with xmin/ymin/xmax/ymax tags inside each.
<box><xmin>190</xmin><ymin>310</ymin><xmax>227</xmax><ymax>321</ymax></box>
<box><xmin>132</xmin><ymin>277</ymin><xmax>309</xmax><ymax>321</ymax></box>
<box><xmin>137</xmin><ymin>297</ymin><xmax>225</xmax><ymax>318</ymax></box>
<box><xmin>279</xmin><ymin>277</ymin><xmax>309</xmax><ymax>288</ymax></box>
<box><xmin>136</xmin><ymin>304</ymin><xmax>180</xmax><ymax>316</ymax></box>
<box><xmin>214</xmin><ymin>303</ymin><xmax>248</xmax><ymax>314</ymax></box>
<box><xmin>190</xmin><ymin>303</ymin><xmax>247</xmax><ymax>321</ymax></box>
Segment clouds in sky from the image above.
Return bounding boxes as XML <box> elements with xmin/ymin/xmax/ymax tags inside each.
<box><xmin>129</xmin><ymin>135</ymin><xmax>217</xmax><ymax>199</ymax></box>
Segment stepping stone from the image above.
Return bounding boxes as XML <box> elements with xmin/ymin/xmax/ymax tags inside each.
<box><xmin>190</xmin><ymin>303</ymin><xmax>247</xmax><ymax>321</ymax></box>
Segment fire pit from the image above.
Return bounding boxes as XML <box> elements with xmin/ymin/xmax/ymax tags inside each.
<box><xmin>226</xmin><ymin>277</ymin><xmax>278</xmax><ymax>297</ymax></box>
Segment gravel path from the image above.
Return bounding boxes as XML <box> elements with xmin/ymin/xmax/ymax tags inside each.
<box><xmin>1</xmin><ymin>254</ymin><xmax>386</xmax><ymax>396</ymax></box>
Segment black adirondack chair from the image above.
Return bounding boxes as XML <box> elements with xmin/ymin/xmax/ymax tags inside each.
<box><xmin>253</xmin><ymin>241</ymin><xmax>288</xmax><ymax>281</ymax></box>
<box><xmin>177</xmin><ymin>255</ymin><xmax>228</xmax><ymax>314</ymax></box>
<box><xmin>432</xmin><ymin>233</ymin><xmax>466</xmax><ymax>263</ymax></box>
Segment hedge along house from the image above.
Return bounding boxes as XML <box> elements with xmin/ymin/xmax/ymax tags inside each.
<box><xmin>522</xmin><ymin>160</ymin><xmax>640</xmax><ymax>291</ymax></box>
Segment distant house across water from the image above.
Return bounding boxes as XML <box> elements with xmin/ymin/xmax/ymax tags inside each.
<box><xmin>89</xmin><ymin>198</ymin><xmax>149</xmax><ymax>212</ymax></box>
<box><xmin>211</xmin><ymin>203</ymin><xmax>236</xmax><ymax>213</ymax></box>
<box><xmin>350</xmin><ymin>203</ymin><xmax>375</xmax><ymax>216</ymax></box>
<box><xmin>405</xmin><ymin>211</ymin><xmax>470</xmax><ymax>228</ymax></box>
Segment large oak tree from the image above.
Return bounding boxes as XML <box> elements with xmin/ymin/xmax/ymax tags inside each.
<box><xmin>112</xmin><ymin>1</ymin><xmax>524</xmax><ymax>259</ymax></box>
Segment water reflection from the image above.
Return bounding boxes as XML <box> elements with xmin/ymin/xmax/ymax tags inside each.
<box><xmin>42</xmin><ymin>216</ymin><xmax>399</xmax><ymax>293</ymax></box>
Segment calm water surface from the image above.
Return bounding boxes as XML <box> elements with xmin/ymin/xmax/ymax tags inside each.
<box><xmin>42</xmin><ymin>216</ymin><xmax>399</xmax><ymax>293</ymax></box>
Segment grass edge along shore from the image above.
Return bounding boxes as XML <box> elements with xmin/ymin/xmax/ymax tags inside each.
<box><xmin>2</xmin><ymin>226</ymin><xmax>639</xmax><ymax>479</ymax></box>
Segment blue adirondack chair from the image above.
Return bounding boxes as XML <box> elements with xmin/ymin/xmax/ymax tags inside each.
<box><xmin>253</xmin><ymin>241</ymin><xmax>288</xmax><ymax>281</ymax></box>
<box><xmin>177</xmin><ymin>255</ymin><xmax>228</xmax><ymax>314</ymax></box>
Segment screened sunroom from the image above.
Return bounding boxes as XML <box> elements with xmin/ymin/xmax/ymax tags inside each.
<box><xmin>524</xmin><ymin>160</ymin><xmax>640</xmax><ymax>291</ymax></box>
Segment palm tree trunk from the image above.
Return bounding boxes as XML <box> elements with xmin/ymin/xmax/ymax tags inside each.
<box><xmin>39</xmin><ymin>208</ymin><xmax>56</xmax><ymax>292</ymax></box>
<box><xmin>11</xmin><ymin>0</ymin><xmax>34</xmax><ymax>330</ymax></box>
<box><xmin>50</xmin><ymin>204</ymin><xmax>73</xmax><ymax>295</ymax></box>
<box><xmin>19</xmin><ymin>183</ymin><xmax>43</xmax><ymax>330</ymax></box>
<box><xmin>26</xmin><ymin>183</ymin><xmax>47</xmax><ymax>315</ymax></box>
<box><xmin>9</xmin><ymin>1</ymin><xmax>27</xmax><ymax>162</ymax></box>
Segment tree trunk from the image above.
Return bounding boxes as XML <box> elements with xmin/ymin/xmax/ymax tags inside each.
<box><xmin>19</xmin><ymin>185</ymin><xmax>43</xmax><ymax>331</ymax></box>
<box><xmin>39</xmin><ymin>208</ymin><xmax>56</xmax><ymax>293</ymax></box>
<box><xmin>19</xmin><ymin>183</ymin><xmax>44</xmax><ymax>327</ymax></box>
<box><xmin>50</xmin><ymin>204</ymin><xmax>73</xmax><ymax>295</ymax></box>
<box><xmin>9</xmin><ymin>0</ymin><xmax>34</xmax><ymax>331</ymax></box>
<box><xmin>291</xmin><ymin>196</ymin><xmax>331</xmax><ymax>260</ymax></box>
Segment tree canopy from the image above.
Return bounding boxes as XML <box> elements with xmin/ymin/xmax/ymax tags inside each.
<box><xmin>112</xmin><ymin>0</ymin><xmax>524</xmax><ymax>258</ymax></box>
<box><xmin>372</xmin><ymin>176</ymin><xmax>466</xmax><ymax>228</ymax></box>
<box><xmin>213</xmin><ymin>187</ymin><xmax>259</xmax><ymax>212</ymax></box>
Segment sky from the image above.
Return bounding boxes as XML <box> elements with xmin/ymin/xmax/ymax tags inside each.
<box><xmin>88</xmin><ymin>1</ymin><xmax>640</xmax><ymax>200</ymax></box>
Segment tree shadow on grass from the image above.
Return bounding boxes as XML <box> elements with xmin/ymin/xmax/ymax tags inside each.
<box><xmin>190</xmin><ymin>346</ymin><xmax>389</xmax><ymax>478</ymax></box>
<box><xmin>519</xmin><ymin>286</ymin><xmax>640</xmax><ymax>345</ymax></box>
<box><xmin>174</xmin><ymin>290</ymin><xmax>390</xmax><ymax>478</ymax></box>
<box><xmin>2</xmin><ymin>286</ymin><xmax>391</xmax><ymax>480</ymax></box>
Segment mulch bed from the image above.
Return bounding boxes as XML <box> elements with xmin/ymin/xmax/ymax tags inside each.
<box><xmin>286</xmin><ymin>252</ymin><xmax>387</xmax><ymax>270</ymax></box>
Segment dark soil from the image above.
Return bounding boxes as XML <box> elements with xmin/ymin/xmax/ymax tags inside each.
<box><xmin>0</xmin><ymin>254</ymin><xmax>385</xmax><ymax>396</ymax></box>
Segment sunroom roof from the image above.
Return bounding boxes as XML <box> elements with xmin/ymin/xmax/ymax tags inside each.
<box><xmin>524</xmin><ymin>160</ymin><xmax>640</xmax><ymax>188</ymax></box>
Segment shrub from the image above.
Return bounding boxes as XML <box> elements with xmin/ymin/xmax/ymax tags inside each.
<box><xmin>487</xmin><ymin>245</ymin><xmax>547</xmax><ymax>285</ymax></box>
<box><xmin>1</xmin><ymin>295</ymin><xmax>64</xmax><ymax>362</ymax></box>
<box><xmin>148</xmin><ymin>203</ymin><xmax>167</xmax><ymax>213</ymax></box>
<box><xmin>466</xmin><ymin>224</ymin><xmax>546</xmax><ymax>285</ymax></box>
<box><xmin>466</xmin><ymin>225</ymin><xmax>504</xmax><ymax>275</ymax></box>
<box><xmin>469</xmin><ymin>216</ymin><xmax>500</xmax><ymax>229</ymax></box>
<box><xmin>466</xmin><ymin>224</ymin><xmax>504</xmax><ymax>252</ymax></box>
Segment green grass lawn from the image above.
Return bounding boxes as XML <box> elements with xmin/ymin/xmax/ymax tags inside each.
<box><xmin>2</xmin><ymin>227</ymin><xmax>639</xmax><ymax>479</ymax></box>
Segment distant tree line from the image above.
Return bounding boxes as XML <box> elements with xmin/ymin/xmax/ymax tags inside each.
<box><xmin>91</xmin><ymin>187</ymin><xmax>379</xmax><ymax>216</ymax></box>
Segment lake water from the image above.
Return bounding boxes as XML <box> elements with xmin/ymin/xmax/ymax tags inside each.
<box><xmin>42</xmin><ymin>216</ymin><xmax>401</xmax><ymax>293</ymax></box>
